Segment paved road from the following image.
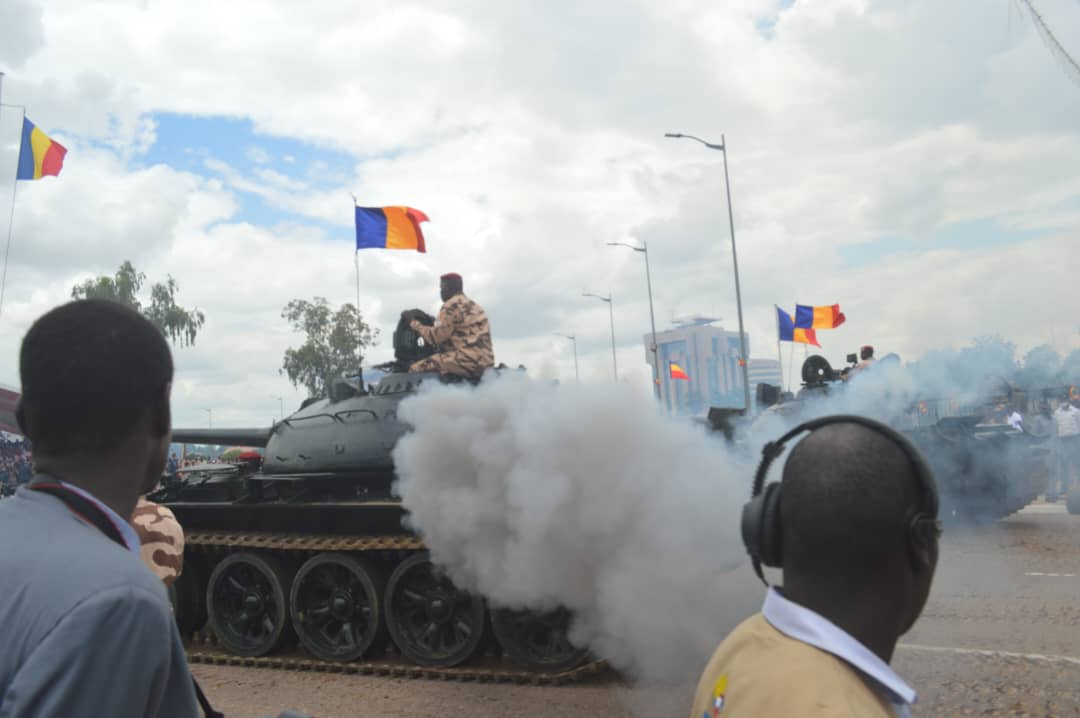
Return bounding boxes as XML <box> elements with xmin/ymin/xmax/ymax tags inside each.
<box><xmin>193</xmin><ymin>502</ymin><xmax>1080</xmax><ymax>717</ymax></box>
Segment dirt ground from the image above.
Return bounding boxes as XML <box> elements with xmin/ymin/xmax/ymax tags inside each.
<box><xmin>193</xmin><ymin>502</ymin><xmax>1080</xmax><ymax>718</ymax></box>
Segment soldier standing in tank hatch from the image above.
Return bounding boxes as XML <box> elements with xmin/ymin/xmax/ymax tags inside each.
<box><xmin>406</xmin><ymin>272</ymin><xmax>495</xmax><ymax>380</ymax></box>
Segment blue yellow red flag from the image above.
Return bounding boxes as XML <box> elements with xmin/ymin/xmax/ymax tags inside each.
<box><xmin>777</xmin><ymin>306</ymin><xmax>820</xmax><ymax>347</ymax></box>
<box><xmin>16</xmin><ymin>117</ymin><xmax>67</xmax><ymax>181</ymax></box>
<box><xmin>355</xmin><ymin>206</ymin><xmax>429</xmax><ymax>252</ymax></box>
<box><xmin>794</xmin><ymin>304</ymin><xmax>845</xmax><ymax>330</ymax></box>
<box><xmin>670</xmin><ymin>362</ymin><xmax>690</xmax><ymax>381</ymax></box>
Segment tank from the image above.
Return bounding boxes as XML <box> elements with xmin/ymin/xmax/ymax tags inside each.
<box><xmin>151</xmin><ymin>313</ymin><xmax>596</xmax><ymax>680</ymax></box>
<box><xmin>750</xmin><ymin>354</ymin><xmax>1054</xmax><ymax>523</ymax></box>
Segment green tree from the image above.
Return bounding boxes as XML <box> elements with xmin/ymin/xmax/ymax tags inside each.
<box><xmin>280</xmin><ymin>297</ymin><xmax>379</xmax><ymax>398</ymax></box>
<box><xmin>71</xmin><ymin>260</ymin><xmax>206</xmax><ymax>346</ymax></box>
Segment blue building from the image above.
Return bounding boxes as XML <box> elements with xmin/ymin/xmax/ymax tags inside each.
<box><xmin>644</xmin><ymin>317</ymin><xmax>749</xmax><ymax>414</ymax></box>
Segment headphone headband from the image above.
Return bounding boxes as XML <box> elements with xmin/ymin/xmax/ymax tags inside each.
<box><xmin>742</xmin><ymin>413</ymin><xmax>941</xmax><ymax>586</ymax></box>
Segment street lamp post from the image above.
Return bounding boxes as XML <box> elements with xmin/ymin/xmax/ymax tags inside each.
<box><xmin>554</xmin><ymin>334</ymin><xmax>580</xmax><ymax>382</ymax></box>
<box><xmin>664</xmin><ymin>132</ymin><xmax>752</xmax><ymax>412</ymax></box>
<box><xmin>583</xmin><ymin>292</ymin><xmax>618</xmax><ymax>381</ymax></box>
<box><xmin>202</xmin><ymin>408</ymin><xmax>213</xmax><ymax>428</ymax></box>
<box><xmin>270</xmin><ymin>395</ymin><xmax>284</xmax><ymax>419</ymax></box>
<box><xmin>608</xmin><ymin>240</ymin><xmax>660</xmax><ymax>400</ymax></box>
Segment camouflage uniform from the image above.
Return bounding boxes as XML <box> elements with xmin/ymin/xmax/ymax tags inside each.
<box><xmin>409</xmin><ymin>293</ymin><xmax>495</xmax><ymax>379</ymax></box>
<box><xmin>131</xmin><ymin>497</ymin><xmax>185</xmax><ymax>586</ymax></box>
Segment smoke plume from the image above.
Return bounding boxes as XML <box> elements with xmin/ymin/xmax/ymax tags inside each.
<box><xmin>392</xmin><ymin>374</ymin><xmax>751</xmax><ymax>685</ymax></box>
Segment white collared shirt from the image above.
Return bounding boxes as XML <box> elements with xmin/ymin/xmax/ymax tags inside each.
<box><xmin>762</xmin><ymin>588</ymin><xmax>916</xmax><ymax>718</ymax></box>
<box><xmin>58</xmin><ymin>480</ymin><xmax>141</xmax><ymax>554</ymax></box>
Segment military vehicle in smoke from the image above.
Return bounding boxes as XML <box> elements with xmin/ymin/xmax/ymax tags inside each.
<box><xmin>754</xmin><ymin>353</ymin><xmax>1054</xmax><ymax>522</ymax></box>
<box><xmin>151</xmin><ymin>313</ymin><xmax>593</xmax><ymax>679</ymax></box>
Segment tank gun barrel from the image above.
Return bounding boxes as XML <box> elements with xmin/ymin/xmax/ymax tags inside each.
<box><xmin>171</xmin><ymin>427</ymin><xmax>272</xmax><ymax>448</ymax></box>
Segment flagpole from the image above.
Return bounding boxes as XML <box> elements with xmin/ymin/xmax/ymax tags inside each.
<box><xmin>0</xmin><ymin>99</ymin><xmax>23</xmax><ymax>321</ymax></box>
<box><xmin>774</xmin><ymin>306</ymin><xmax>784</xmax><ymax>393</ymax></box>
<box><xmin>351</xmin><ymin>195</ymin><xmax>363</xmax><ymax>372</ymax></box>
<box><xmin>788</xmin><ymin>342</ymin><xmax>795</xmax><ymax>393</ymax></box>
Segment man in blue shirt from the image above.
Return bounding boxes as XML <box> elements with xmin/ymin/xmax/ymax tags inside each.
<box><xmin>0</xmin><ymin>299</ymin><xmax>199</xmax><ymax>717</ymax></box>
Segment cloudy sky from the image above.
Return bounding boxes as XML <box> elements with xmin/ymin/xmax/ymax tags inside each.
<box><xmin>0</xmin><ymin>0</ymin><xmax>1078</xmax><ymax>428</ymax></box>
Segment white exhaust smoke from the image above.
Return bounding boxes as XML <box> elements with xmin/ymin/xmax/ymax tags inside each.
<box><xmin>392</xmin><ymin>374</ymin><xmax>750</xmax><ymax>684</ymax></box>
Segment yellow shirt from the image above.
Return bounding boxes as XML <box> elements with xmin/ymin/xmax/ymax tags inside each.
<box><xmin>689</xmin><ymin>590</ymin><xmax>914</xmax><ymax>718</ymax></box>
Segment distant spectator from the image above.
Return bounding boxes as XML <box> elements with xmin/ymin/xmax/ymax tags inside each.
<box><xmin>1049</xmin><ymin>399</ymin><xmax>1080</xmax><ymax>501</ymax></box>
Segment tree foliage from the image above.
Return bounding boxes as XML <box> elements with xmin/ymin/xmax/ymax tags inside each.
<box><xmin>907</xmin><ymin>335</ymin><xmax>1080</xmax><ymax>393</ymax></box>
<box><xmin>280</xmin><ymin>297</ymin><xmax>379</xmax><ymax>398</ymax></box>
<box><xmin>71</xmin><ymin>260</ymin><xmax>206</xmax><ymax>347</ymax></box>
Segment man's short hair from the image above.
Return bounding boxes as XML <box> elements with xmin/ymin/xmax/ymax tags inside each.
<box><xmin>780</xmin><ymin>422</ymin><xmax>923</xmax><ymax>579</ymax></box>
<box><xmin>18</xmin><ymin>299</ymin><xmax>174</xmax><ymax>456</ymax></box>
<box><xmin>860</xmin><ymin>345</ymin><xmax>874</xmax><ymax>360</ymax></box>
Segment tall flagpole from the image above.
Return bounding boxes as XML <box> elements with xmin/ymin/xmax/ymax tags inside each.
<box><xmin>774</xmin><ymin>306</ymin><xmax>784</xmax><ymax>393</ymax></box>
<box><xmin>0</xmin><ymin>72</ymin><xmax>22</xmax><ymax>320</ymax></box>
<box><xmin>351</xmin><ymin>195</ymin><xmax>363</xmax><ymax>371</ymax></box>
<box><xmin>787</xmin><ymin>342</ymin><xmax>795</xmax><ymax>393</ymax></box>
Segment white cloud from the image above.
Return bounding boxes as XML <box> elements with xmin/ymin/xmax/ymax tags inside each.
<box><xmin>0</xmin><ymin>0</ymin><xmax>1078</xmax><ymax>429</ymax></box>
<box><xmin>245</xmin><ymin>145</ymin><xmax>271</xmax><ymax>164</ymax></box>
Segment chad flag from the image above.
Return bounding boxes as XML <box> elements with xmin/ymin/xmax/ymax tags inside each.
<box><xmin>670</xmin><ymin>362</ymin><xmax>690</xmax><ymax>381</ymax></box>
<box><xmin>355</xmin><ymin>206</ymin><xmax>429</xmax><ymax>253</ymax></box>
<box><xmin>794</xmin><ymin>304</ymin><xmax>845</xmax><ymax>330</ymax></box>
<box><xmin>777</xmin><ymin>306</ymin><xmax>820</xmax><ymax>347</ymax></box>
<box><xmin>17</xmin><ymin>117</ymin><xmax>67</xmax><ymax>181</ymax></box>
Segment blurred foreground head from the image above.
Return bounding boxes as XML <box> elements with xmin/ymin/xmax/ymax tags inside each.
<box><xmin>16</xmin><ymin>299</ymin><xmax>174</xmax><ymax>502</ymax></box>
<box><xmin>780</xmin><ymin>421</ymin><xmax>940</xmax><ymax>638</ymax></box>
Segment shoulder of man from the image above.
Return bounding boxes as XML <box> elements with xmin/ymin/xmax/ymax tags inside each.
<box><xmin>3</xmin><ymin>582</ymin><xmax>195</xmax><ymax>718</ymax></box>
<box><xmin>689</xmin><ymin>614</ymin><xmax>895</xmax><ymax>718</ymax></box>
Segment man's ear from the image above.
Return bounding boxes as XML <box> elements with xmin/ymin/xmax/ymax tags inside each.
<box><xmin>14</xmin><ymin>398</ymin><xmax>27</xmax><ymax>437</ymax></box>
<box><xmin>152</xmin><ymin>383</ymin><xmax>172</xmax><ymax>437</ymax></box>
<box><xmin>906</xmin><ymin>526</ymin><xmax>936</xmax><ymax>575</ymax></box>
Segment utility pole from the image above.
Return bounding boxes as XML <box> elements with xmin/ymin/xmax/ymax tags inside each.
<box><xmin>607</xmin><ymin>240</ymin><xmax>660</xmax><ymax>399</ymax></box>
<box><xmin>664</xmin><ymin>132</ymin><xmax>752</xmax><ymax>411</ymax></box>
<box><xmin>583</xmin><ymin>292</ymin><xmax>618</xmax><ymax>381</ymax></box>
<box><xmin>554</xmin><ymin>334</ymin><xmax>580</xmax><ymax>382</ymax></box>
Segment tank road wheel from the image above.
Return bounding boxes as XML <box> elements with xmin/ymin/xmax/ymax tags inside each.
<box><xmin>207</xmin><ymin>552</ymin><xmax>294</xmax><ymax>657</ymax></box>
<box><xmin>290</xmin><ymin>553</ymin><xmax>387</xmax><ymax>662</ymax></box>
<box><xmin>491</xmin><ymin>607</ymin><xmax>590</xmax><ymax>673</ymax></box>
<box><xmin>384</xmin><ymin>554</ymin><xmax>486</xmax><ymax>667</ymax></box>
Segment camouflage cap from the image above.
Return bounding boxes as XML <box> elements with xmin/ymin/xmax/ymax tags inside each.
<box><xmin>132</xmin><ymin>497</ymin><xmax>185</xmax><ymax>585</ymax></box>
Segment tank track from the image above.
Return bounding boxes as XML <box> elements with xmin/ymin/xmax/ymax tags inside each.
<box><xmin>182</xmin><ymin>531</ymin><xmax>609</xmax><ymax>685</ymax></box>
<box><xmin>186</xmin><ymin>638</ymin><xmax>608</xmax><ymax>685</ymax></box>
<box><xmin>186</xmin><ymin>530</ymin><xmax>425</xmax><ymax>552</ymax></box>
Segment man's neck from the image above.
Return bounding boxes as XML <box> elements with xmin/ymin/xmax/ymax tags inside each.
<box><xmin>34</xmin><ymin>455</ymin><xmax>138</xmax><ymax>520</ymax></box>
<box><xmin>780</xmin><ymin>582</ymin><xmax>901</xmax><ymax>663</ymax></box>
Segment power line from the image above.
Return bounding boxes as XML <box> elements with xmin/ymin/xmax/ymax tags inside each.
<box><xmin>1016</xmin><ymin>0</ymin><xmax>1080</xmax><ymax>87</ymax></box>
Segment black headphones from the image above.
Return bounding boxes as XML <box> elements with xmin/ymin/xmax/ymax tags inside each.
<box><xmin>740</xmin><ymin>414</ymin><xmax>942</xmax><ymax>586</ymax></box>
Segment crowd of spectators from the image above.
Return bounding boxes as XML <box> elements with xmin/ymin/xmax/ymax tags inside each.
<box><xmin>0</xmin><ymin>433</ymin><xmax>33</xmax><ymax>497</ymax></box>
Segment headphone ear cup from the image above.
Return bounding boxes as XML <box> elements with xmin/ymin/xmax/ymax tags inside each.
<box><xmin>741</xmin><ymin>495</ymin><xmax>766</xmax><ymax>561</ymax></box>
<box><xmin>758</xmin><ymin>482</ymin><xmax>784</xmax><ymax>568</ymax></box>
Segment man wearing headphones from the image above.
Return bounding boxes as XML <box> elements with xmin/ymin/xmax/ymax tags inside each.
<box><xmin>690</xmin><ymin>416</ymin><xmax>941</xmax><ymax>718</ymax></box>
